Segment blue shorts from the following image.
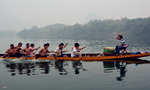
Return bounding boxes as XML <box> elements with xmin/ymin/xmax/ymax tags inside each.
<box><xmin>25</xmin><ymin>55</ymin><xmax>30</xmax><ymax>57</ymax></box>
<box><xmin>73</xmin><ymin>55</ymin><xmax>79</xmax><ymax>57</ymax></box>
<box><xmin>58</xmin><ymin>54</ymin><xmax>68</xmax><ymax>57</ymax></box>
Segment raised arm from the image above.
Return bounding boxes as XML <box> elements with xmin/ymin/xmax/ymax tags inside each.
<box><xmin>31</xmin><ymin>46</ymin><xmax>40</xmax><ymax>51</ymax></box>
<box><xmin>63</xmin><ymin>43</ymin><xmax>68</xmax><ymax>48</ymax></box>
<box><xmin>78</xmin><ymin>46</ymin><xmax>86</xmax><ymax>50</ymax></box>
<box><xmin>116</xmin><ymin>34</ymin><xmax>120</xmax><ymax>39</ymax></box>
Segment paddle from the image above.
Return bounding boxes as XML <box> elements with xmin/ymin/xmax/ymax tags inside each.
<box><xmin>119</xmin><ymin>33</ymin><xmax>126</xmax><ymax>35</ymax></box>
<box><xmin>3</xmin><ymin>53</ymin><xmax>11</xmax><ymax>58</ymax></box>
<box><xmin>34</xmin><ymin>48</ymin><xmax>40</xmax><ymax>54</ymax></box>
<box><xmin>55</xmin><ymin>52</ymin><xmax>61</xmax><ymax>59</ymax></box>
<box><xmin>79</xmin><ymin>48</ymin><xmax>86</xmax><ymax>57</ymax></box>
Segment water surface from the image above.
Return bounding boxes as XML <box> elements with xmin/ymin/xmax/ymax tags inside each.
<box><xmin>0</xmin><ymin>38</ymin><xmax>150</xmax><ymax>90</ymax></box>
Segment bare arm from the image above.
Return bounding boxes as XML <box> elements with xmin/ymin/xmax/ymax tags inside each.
<box><xmin>116</xmin><ymin>34</ymin><xmax>120</xmax><ymax>39</ymax></box>
<box><xmin>63</xmin><ymin>43</ymin><xmax>68</xmax><ymax>48</ymax></box>
<box><xmin>5</xmin><ymin>49</ymin><xmax>10</xmax><ymax>53</ymax></box>
<box><xmin>21</xmin><ymin>48</ymin><xmax>25</xmax><ymax>53</ymax></box>
<box><xmin>78</xmin><ymin>46</ymin><xmax>86</xmax><ymax>50</ymax></box>
<box><xmin>73</xmin><ymin>51</ymin><xmax>81</xmax><ymax>56</ymax></box>
<box><xmin>30</xmin><ymin>46</ymin><xmax>40</xmax><ymax>51</ymax></box>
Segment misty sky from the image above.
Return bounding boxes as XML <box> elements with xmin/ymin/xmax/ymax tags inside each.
<box><xmin>0</xmin><ymin>0</ymin><xmax>150</xmax><ymax>31</ymax></box>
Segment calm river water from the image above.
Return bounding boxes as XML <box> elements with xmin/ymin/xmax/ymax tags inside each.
<box><xmin>0</xmin><ymin>38</ymin><xmax>150</xmax><ymax>90</ymax></box>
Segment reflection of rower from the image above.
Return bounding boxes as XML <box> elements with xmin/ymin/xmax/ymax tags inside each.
<box><xmin>72</xmin><ymin>60</ymin><xmax>87</xmax><ymax>74</ymax></box>
<box><xmin>38</xmin><ymin>62</ymin><xmax>50</xmax><ymax>74</ymax></box>
<box><xmin>55</xmin><ymin>60</ymin><xmax>68</xmax><ymax>75</ymax></box>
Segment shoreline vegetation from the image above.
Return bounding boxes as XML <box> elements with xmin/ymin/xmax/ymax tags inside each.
<box><xmin>14</xmin><ymin>17</ymin><xmax>150</xmax><ymax>43</ymax></box>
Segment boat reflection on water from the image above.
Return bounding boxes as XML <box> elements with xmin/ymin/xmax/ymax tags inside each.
<box><xmin>102</xmin><ymin>59</ymin><xmax>150</xmax><ymax>81</ymax></box>
<box><xmin>3</xmin><ymin>59</ymin><xmax>150</xmax><ymax>79</ymax></box>
<box><xmin>4</xmin><ymin>60</ymin><xmax>55</xmax><ymax>76</ymax></box>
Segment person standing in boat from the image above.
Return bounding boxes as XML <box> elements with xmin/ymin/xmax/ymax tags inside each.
<box><xmin>30</xmin><ymin>43</ymin><xmax>40</xmax><ymax>56</ymax></box>
<box><xmin>115</xmin><ymin>34</ymin><xmax>127</xmax><ymax>54</ymax></box>
<box><xmin>54</xmin><ymin>43</ymin><xmax>68</xmax><ymax>57</ymax></box>
<box><xmin>4</xmin><ymin>44</ymin><xmax>16</xmax><ymax>57</ymax></box>
<box><xmin>38</xmin><ymin>44</ymin><xmax>54</xmax><ymax>57</ymax></box>
<box><xmin>71</xmin><ymin>43</ymin><xmax>86</xmax><ymax>57</ymax></box>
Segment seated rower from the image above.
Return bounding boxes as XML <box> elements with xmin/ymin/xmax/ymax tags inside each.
<box><xmin>21</xmin><ymin>43</ymin><xmax>34</xmax><ymax>57</ymax></box>
<box><xmin>38</xmin><ymin>44</ymin><xmax>54</xmax><ymax>57</ymax></box>
<box><xmin>14</xmin><ymin>42</ymin><xmax>24</xmax><ymax>57</ymax></box>
<box><xmin>71</xmin><ymin>43</ymin><xmax>86</xmax><ymax>57</ymax></box>
<box><xmin>30</xmin><ymin>43</ymin><xmax>40</xmax><ymax>56</ymax></box>
<box><xmin>3</xmin><ymin>44</ymin><xmax>16</xmax><ymax>57</ymax></box>
<box><xmin>54</xmin><ymin>43</ymin><xmax>68</xmax><ymax>57</ymax></box>
<box><xmin>115</xmin><ymin>34</ymin><xmax>127</xmax><ymax>54</ymax></box>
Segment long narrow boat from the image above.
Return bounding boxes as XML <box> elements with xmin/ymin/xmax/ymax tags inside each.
<box><xmin>0</xmin><ymin>52</ymin><xmax>150</xmax><ymax>61</ymax></box>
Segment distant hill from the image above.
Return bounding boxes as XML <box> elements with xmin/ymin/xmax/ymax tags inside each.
<box><xmin>17</xmin><ymin>17</ymin><xmax>150</xmax><ymax>44</ymax></box>
<box><xmin>84</xmin><ymin>13</ymin><xmax>105</xmax><ymax>23</ymax></box>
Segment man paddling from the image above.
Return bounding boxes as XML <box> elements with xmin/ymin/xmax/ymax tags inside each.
<box><xmin>30</xmin><ymin>43</ymin><xmax>40</xmax><ymax>56</ymax></box>
<box><xmin>115</xmin><ymin>34</ymin><xmax>127</xmax><ymax>54</ymax></box>
<box><xmin>3</xmin><ymin>44</ymin><xmax>16</xmax><ymax>57</ymax></box>
<box><xmin>21</xmin><ymin>43</ymin><xmax>35</xmax><ymax>57</ymax></box>
<box><xmin>71</xmin><ymin>43</ymin><xmax>86</xmax><ymax>57</ymax></box>
<box><xmin>14</xmin><ymin>42</ymin><xmax>24</xmax><ymax>57</ymax></box>
<box><xmin>54</xmin><ymin>43</ymin><xmax>68</xmax><ymax>57</ymax></box>
<box><xmin>38</xmin><ymin>44</ymin><xmax>54</xmax><ymax>57</ymax></box>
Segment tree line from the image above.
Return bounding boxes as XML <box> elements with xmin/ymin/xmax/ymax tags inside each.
<box><xmin>17</xmin><ymin>17</ymin><xmax>150</xmax><ymax>42</ymax></box>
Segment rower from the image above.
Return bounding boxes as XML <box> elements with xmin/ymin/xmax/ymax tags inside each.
<box><xmin>38</xmin><ymin>44</ymin><xmax>54</xmax><ymax>57</ymax></box>
<box><xmin>4</xmin><ymin>44</ymin><xmax>16</xmax><ymax>57</ymax></box>
<box><xmin>71</xmin><ymin>43</ymin><xmax>86</xmax><ymax>57</ymax></box>
<box><xmin>30</xmin><ymin>43</ymin><xmax>40</xmax><ymax>56</ymax></box>
<box><xmin>115</xmin><ymin>34</ymin><xmax>127</xmax><ymax>54</ymax></box>
<box><xmin>14</xmin><ymin>42</ymin><xmax>24</xmax><ymax>57</ymax></box>
<box><xmin>21</xmin><ymin>43</ymin><xmax>34</xmax><ymax>57</ymax></box>
<box><xmin>54</xmin><ymin>43</ymin><xmax>68</xmax><ymax>57</ymax></box>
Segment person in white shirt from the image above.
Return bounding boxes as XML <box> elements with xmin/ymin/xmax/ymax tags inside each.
<box><xmin>115</xmin><ymin>34</ymin><xmax>127</xmax><ymax>54</ymax></box>
<box><xmin>71</xmin><ymin>43</ymin><xmax>86</xmax><ymax>57</ymax></box>
<box><xmin>54</xmin><ymin>43</ymin><xmax>68</xmax><ymax>57</ymax></box>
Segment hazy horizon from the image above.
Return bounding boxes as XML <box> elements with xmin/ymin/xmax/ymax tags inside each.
<box><xmin>0</xmin><ymin>0</ymin><xmax>150</xmax><ymax>31</ymax></box>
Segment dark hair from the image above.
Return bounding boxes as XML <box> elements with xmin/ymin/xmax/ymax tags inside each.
<box><xmin>59</xmin><ymin>43</ymin><xmax>64</xmax><ymax>46</ymax></box>
<box><xmin>75</xmin><ymin>43</ymin><xmax>79</xmax><ymax>47</ymax></box>
<box><xmin>31</xmin><ymin>43</ymin><xmax>34</xmax><ymax>47</ymax></box>
<box><xmin>119</xmin><ymin>35</ymin><xmax>123</xmax><ymax>39</ymax></box>
<box><xmin>26</xmin><ymin>43</ymin><xmax>29</xmax><ymax>46</ymax></box>
<box><xmin>10</xmin><ymin>44</ymin><xmax>14</xmax><ymax>46</ymax></box>
<box><xmin>44</xmin><ymin>44</ymin><xmax>47</xmax><ymax>47</ymax></box>
<box><xmin>47</xmin><ymin>43</ymin><xmax>49</xmax><ymax>45</ymax></box>
<box><xmin>18</xmin><ymin>42</ymin><xmax>22</xmax><ymax>45</ymax></box>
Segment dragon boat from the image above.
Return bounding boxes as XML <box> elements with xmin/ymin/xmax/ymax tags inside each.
<box><xmin>0</xmin><ymin>52</ymin><xmax>150</xmax><ymax>61</ymax></box>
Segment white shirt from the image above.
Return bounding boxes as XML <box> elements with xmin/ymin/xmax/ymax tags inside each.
<box><xmin>120</xmin><ymin>39</ymin><xmax>126</xmax><ymax>47</ymax></box>
<box><xmin>54</xmin><ymin>47</ymin><xmax>62</xmax><ymax>56</ymax></box>
<box><xmin>71</xmin><ymin>48</ymin><xmax>78</xmax><ymax>57</ymax></box>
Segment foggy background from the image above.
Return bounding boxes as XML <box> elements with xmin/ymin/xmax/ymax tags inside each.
<box><xmin>0</xmin><ymin>0</ymin><xmax>150</xmax><ymax>31</ymax></box>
